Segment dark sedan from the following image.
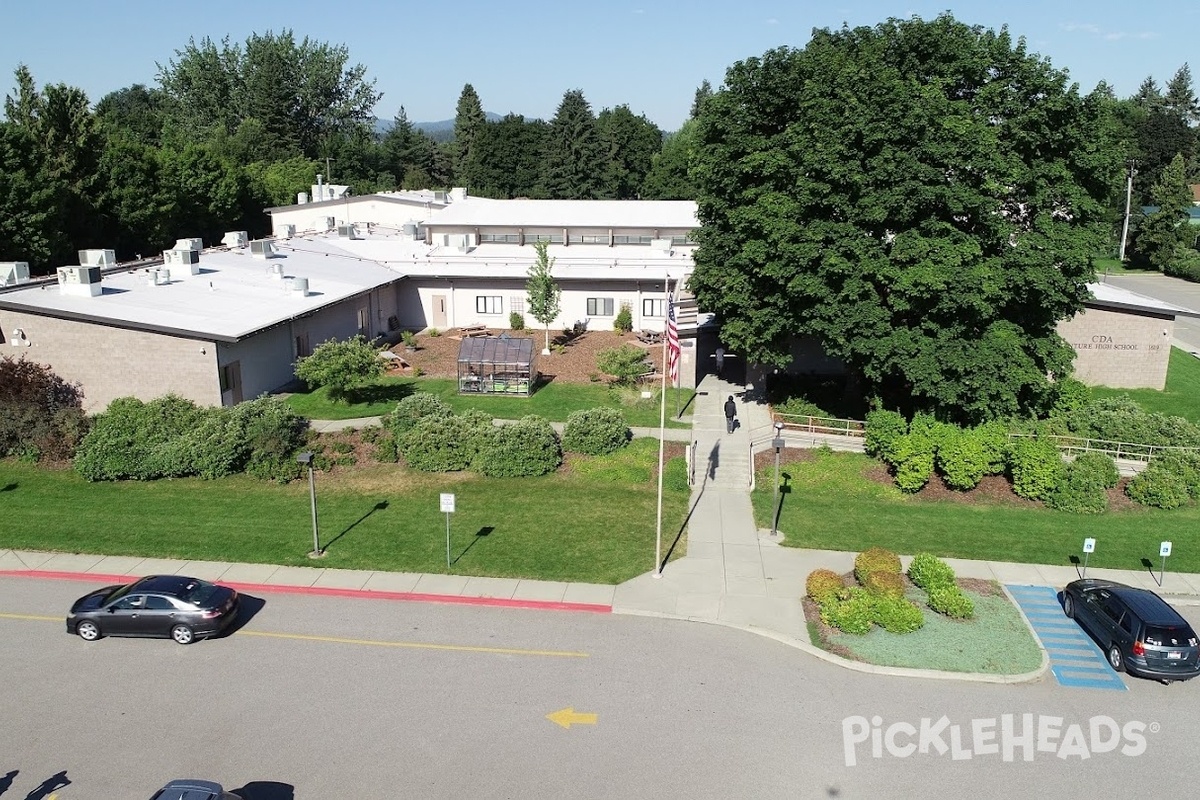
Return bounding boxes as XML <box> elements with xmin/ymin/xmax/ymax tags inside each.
<box><xmin>150</xmin><ymin>779</ymin><xmax>240</xmax><ymax>800</ymax></box>
<box><xmin>1063</xmin><ymin>578</ymin><xmax>1200</xmax><ymax>683</ymax></box>
<box><xmin>67</xmin><ymin>575</ymin><xmax>239</xmax><ymax>645</ymax></box>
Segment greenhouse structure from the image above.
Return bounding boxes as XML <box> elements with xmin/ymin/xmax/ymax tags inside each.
<box><xmin>456</xmin><ymin>336</ymin><xmax>538</xmax><ymax>395</ymax></box>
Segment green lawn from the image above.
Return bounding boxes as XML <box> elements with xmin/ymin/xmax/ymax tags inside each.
<box><xmin>0</xmin><ymin>439</ymin><xmax>690</xmax><ymax>584</ymax></box>
<box><xmin>1092</xmin><ymin>257</ymin><xmax>1158</xmax><ymax>277</ymax></box>
<box><xmin>1092</xmin><ymin>346</ymin><xmax>1200</xmax><ymax>423</ymax></box>
<box><xmin>755</xmin><ymin>450</ymin><xmax>1200</xmax><ymax>573</ymax></box>
<box><xmin>284</xmin><ymin>376</ymin><xmax>694</xmax><ymax>428</ymax></box>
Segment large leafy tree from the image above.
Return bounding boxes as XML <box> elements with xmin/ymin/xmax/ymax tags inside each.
<box><xmin>596</xmin><ymin>105</ymin><xmax>662</xmax><ymax>199</ymax></box>
<box><xmin>689</xmin><ymin>15</ymin><xmax>1118</xmax><ymax>423</ymax></box>
<box><xmin>156</xmin><ymin>31</ymin><xmax>381</xmax><ymax>160</ymax></box>
<box><xmin>0</xmin><ymin>122</ymin><xmax>66</xmax><ymax>268</ymax></box>
<box><xmin>294</xmin><ymin>335</ymin><xmax>384</xmax><ymax>404</ymax></box>
<box><xmin>641</xmin><ymin>119</ymin><xmax>699</xmax><ymax>200</ymax></box>
<box><xmin>540</xmin><ymin>90</ymin><xmax>606</xmax><ymax>199</ymax></box>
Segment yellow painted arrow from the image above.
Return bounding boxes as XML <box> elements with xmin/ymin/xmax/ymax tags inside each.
<box><xmin>546</xmin><ymin>707</ymin><xmax>597</xmax><ymax>729</ymax></box>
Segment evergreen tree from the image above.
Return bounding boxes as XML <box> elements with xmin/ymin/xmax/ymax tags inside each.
<box><xmin>470</xmin><ymin>114</ymin><xmax>547</xmax><ymax>198</ymax></box>
<box><xmin>691</xmin><ymin>79</ymin><xmax>713</xmax><ymax>118</ymax></box>
<box><xmin>1132</xmin><ymin>153</ymin><xmax>1192</xmax><ymax>269</ymax></box>
<box><xmin>1164</xmin><ymin>64</ymin><xmax>1199</xmax><ymax>125</ymax></box>
<box><xmin>597</xmin><ymin>105</ymin><xmax>662</xmax><ymax>199</ymax></box>
<box><xmin>382</xmin><ymin>106</ymin><xmax>435</xmax><ymax>189</ymax></box>
<box><xmin>640</xmin><ymin>120</ymin><xmax>699</xmax><ymax>200</ymax></box>
<box><xmin>453</xmin><ymin>83</ymin><xmax>486</xmax><ymax>188</ymax></box>
<box><xmin>540</xmin><ymin>89</ymin><xmax>606</xmax><ymax>199</ymax></box>
<box><xmin>1133</xmin><ymin>76</ymin><xmax>1163</xmax><ymax>112</ymax></box>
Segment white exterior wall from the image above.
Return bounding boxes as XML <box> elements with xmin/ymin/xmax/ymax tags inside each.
<box><xmin>271</xmin><ymin>199</ymin><xmax>436</xmax><ymax>234</ymax></box>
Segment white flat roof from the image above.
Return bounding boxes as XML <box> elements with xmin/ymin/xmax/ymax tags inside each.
<box><xmin>422</xmin><ymin>197</ymin><xmax>699</xmax><ymax>229</ymax></box>
<box><xmin>0</xmin><ymin>246</ymin><xmax>403</xmax><ymax>342</ymax></box>
<box><xmin>1087</xmin><ymin>281</ymin><xmax>1199</xmax><ymax>316</ymax></box>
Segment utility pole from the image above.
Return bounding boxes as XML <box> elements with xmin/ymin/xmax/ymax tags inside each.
<box><xmin>325</xmin><ymin>157</ymin><xmax>334</xmax><ymax>185</ymax></box>
<box><xmin>1119</xmin><ymin>159</ymin><xmax>1138</xmax><ymax>263</ymax></box>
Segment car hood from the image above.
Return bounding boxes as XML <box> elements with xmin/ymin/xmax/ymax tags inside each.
<box><xmin>70</xmin><ymin>585</ymin><xmax>121</xmax><ymax>613</ymax></box>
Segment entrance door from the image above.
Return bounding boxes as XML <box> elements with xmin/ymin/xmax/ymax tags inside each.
<box><xmin>223</xmin><ymin>361</ymin><xmax>243</xmax><ymax>404</ymax></box>
<box><xmin>432</xmin><ymin>295</ymin><xmax>448</xmax><ymax>328</ymax></box>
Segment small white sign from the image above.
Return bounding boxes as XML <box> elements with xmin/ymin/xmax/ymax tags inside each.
<box><xmin>440</xmin><ymin>493</ymin><xmax>456</xmax><ymax>513</ymax></box>
<box><xmin>1161</xmin><ymin>541</ymin><xmax>1173</xmax><ymax>557</ymax></box>
<box><xmin>1082</xmin><ymin>537</ymin><xmax>1096</xmax><ymax>554</ymax></box>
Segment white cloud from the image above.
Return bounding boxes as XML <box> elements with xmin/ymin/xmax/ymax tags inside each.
<box><xmin>1062</xmin><ymin>21</ymin><xmax>1157</xmax><ymax>41</ymax></box>
<box><xmin>766</xmin><ymin>17</ymin><xmax>779</xmax><ymax>25</ymax></box>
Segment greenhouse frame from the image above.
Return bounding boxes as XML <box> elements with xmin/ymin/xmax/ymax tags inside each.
<box><xmin>456</xmin><ymin>336</ymin><xmax>538</xmax><ymax>395</ymax></box>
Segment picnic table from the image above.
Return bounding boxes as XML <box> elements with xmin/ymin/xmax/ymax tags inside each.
<box><xmin>458</xmin><ymin>324</ymin><xmax>489</xmax><ymax>337</ymax></box>
<box><xmin>636</xmin><ymin>330</ymin><xmax>662</xmax><ymax>345</ymax></box>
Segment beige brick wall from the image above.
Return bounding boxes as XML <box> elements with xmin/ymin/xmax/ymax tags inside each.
<box><xmin>0</xmin><ymin>310</ymin><xmax>219</xmax><ymax>412</ymax></box>
<box><xmin>1057</xmin><ymin>307</ymin><xmax>1173</xmax><ymax>389</ymax></box>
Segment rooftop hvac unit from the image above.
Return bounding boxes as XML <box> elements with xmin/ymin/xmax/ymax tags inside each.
<box><xmin>163</xmin><ymin>249</ymin><xmax>200</xmax><ymax>274</ymax></box>
<box><xmin>250</xmin><ymin>239</ymin><xmax>276</xmax><ymax>259</ymax></box>
<box><xmin>78</xmin><ymin>249</ymin><xmax>116</xmax><ymax>267</ymax></box>
<box><xmin>221</xmin><ymin>231</ymin><xmax>249</xmax><ymax>248</ymax></box>
<box><xmin>274</xmin><ymin>223</ymin><xmax>296</xmax><ymax>239</ymax></box>
<box><xmin>174</xmin><ymin>238</ymin><xmax>203</xmax><ymax>252</ymax></box>
<box><xmin>337</xmin><ymin>224</ymin><xmax>359</xmax><ymax>240</ymax></box>
<box><xmin>0</xmin><ymin>262</ymin><xmax>30</xmax><ymax>286</ymax></box>
<box><xmin>297</xmin><ymin>192</ymin><xmax>309</xmax><ymax>204</ymax></box>
<box><xmin>284</xmin><ymin>276</ymin><xmax>310</xmax><ymax>297</ymax></box>
<box><xmin>433</xmin><ymin>191</ymin><xmax>447</xmax><ymax>203</ymax></box>
<box><xmin>402</xmin><ymin>222</ymin><xmax>418</xmax><ymax>238</ymax></box>
<box><xmin>57</xmin><ymin>266</ymin><xmax>102</xmax><ymax>297</ymax></box>
<box><xmin>315</xmin><ymin>216</ymin><xmax>335</xmax><ymax>231</ymax></box>
<box><xmin>650</xmin><ymin>238</ymin><xmax>673</xmax><ymax>254</ymax></box>
<box><xmin>147</xmin><ymin>268</ymin><xmax>171</xmax><ymax>286</ymax></box>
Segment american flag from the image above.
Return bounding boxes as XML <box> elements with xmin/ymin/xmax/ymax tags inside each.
<box><xmin>666</xmin><ymin>293</ymin><xmax>680</xmax><ymax>388</ymax></box>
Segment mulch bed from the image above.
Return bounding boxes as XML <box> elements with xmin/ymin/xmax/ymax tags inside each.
<box><xmin>389</xmin><ymin>327</ymin><xmax>665</xmax><ymax>385</ymax></box>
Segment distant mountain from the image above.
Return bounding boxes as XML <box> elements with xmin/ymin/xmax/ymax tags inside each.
<box><xmin>373</xmin><ymin>112</ymin><xmax>504</xmax><ymax>138</ymax></box>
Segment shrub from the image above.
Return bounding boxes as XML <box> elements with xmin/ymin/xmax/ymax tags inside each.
<box><xmin>1071</xmin><ymin>451</ymin><xmax>1120</xmax><ymax>489</ymax></box>
<box><xmin>0</xmin><ymin>355</ymin><xmax>88</xmax><ymax>462</ymax></box>
<box><xmin>178</xmin><ymin>407</ymin><xmax>249</xmax><ymax>480</ymax></box>
<box><xmin>927</xmin><ymin>584</ymin><xmax>975</xmax><ymax>619</ymax></box>
<box><xmin>562</xmin><ymin>407</ymin><xmax>630</xmax><ymax>455</ymax></box>
<box><xmin>890</xmin><ymin>433</ymin><xmax>935</xmax><ymax>492</ymax></box>
<box><xmin>871</xmin><ymin>595</ymin><xmax>925</xmax><ymax>634</ymax></box>
<box><xmin>975</xmin><ymin>420</ymin><xmax>1010</xmax><ymax>475</ymax></box>
<box><xmin>231</xmin><ymin>396</ymin><xmax>308</xmax><ymax>472</ymax></box>
<box><xmin>1047</xmin><ymin>465</ymin><xmax>1110</xmax><ymax>514</ymax></box>
<box><xmin>854</xmin><ymin>547</ymin><xmax>902</xmax><ymax>582</ymax></box>
<box><xmin>936</xmin><ymin>427</ymin><xmax>986</xmax><ymax>490</ymax></box>
<box><xmin>245</xmin><ymin>453</ymin><xmax>305</xmax><ymax>483</ymax></box>
<box><xmin>401</xmin><ymin>415</ymin><xmax>475</xmax><ymax>472</ymax></box>
<box><xmin>613</xmin><ymin>304</ymin><xmax>633</xmax><ymax>333</ymax></box>
<box><xmin>907</xmin><ymin>553</ymin><xmax>956</xmax><ymax>591</ymax></box>
<box><xmin>805</xmin><ymin>569</ymin><xmax>845</xmax><ymax>605</ymax></box>
<box><xmin>864</xmin><ymin>409</ymin><xmax>907</xmax><ymax>460</ymax></box>
<box><xmin>1125</xmin><ymin>464</ymin><xmax>1190</xmax><ymax>509</ymax></box>
<box><xmin>1050</xmin><ymin>378</ymin><xmax>1092</xmax><ymax>416</ymax></box>
<box><xmin>1155</xmin><ymin>450</ymin><xmax>1200</xmax><ymax>498</ymax></box>
<box><xmin>1066</xmin><ymin>395</ymin><xmax>1200</xmax><ymax>449</ymax></box>
<box><xmin>596</xmin><ymin>344</ymin><xmax>651</xmax><ymax>386</ymax></box>
<box><xmin>374</xmin><ymin>435</ymin><xmax>399</xmax><ymax>463</ymax></box>
<box><xmin>1007</xmin><ymin>437</ymin><xmax>1066</xmax><ymax>501</ymax></box>
<box><xmin>473</xmin><ymin>415</ymin><xmax>562</xmax><ymax>477</ymax></box>
<box><xmin>293</xmin><ymin>335</ymin><xmax>384</xmax><ymax>403</ymax></box>
<box><xmin>74</xmin><ymin>395</ymin><xmax>207</xmax><ymax>481</ymax></box>
<box><xmin>400</xmin><ymin>330</ymin><xmax>418</xmax><ymax>349</ymax></box>
<box><xmin>860</xmin><ymin>570</ymin><xmax>905</xmax><ymax>600</ymax></box>
<box><xmin>428</xmin><ymin>328</ymin><xmax>440</xmax><ymax>337</ymax></box>
<box><xmin>386</xmin><ymin>392</ymin><xmax>452</xmax><ymax>437</ymax></box>
<box><xmin>508</xmin><ymin>312</ymin><xmax>526</xmax><ymax>331</ymax></box>
<box><xmin>359</xmin><ymin>426</ymin><xmax>383</xmax><ymax>444</ymax></box>
<box><xmin>820</xmin><ymin>587</ymin><xmax>874</xmax><ymax>635</ymax></box>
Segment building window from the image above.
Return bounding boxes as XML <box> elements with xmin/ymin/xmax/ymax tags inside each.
<box><xmin>569</xmin><ymin>234</ymin><xmax>609</xmax><ymax>245</ymax></box>
<box><xmin>510</xmin><ymin>297</ymin><xmax>525</xmax><ymax>315</ymax></box>
<box><xmin>643</xmin><ymin>298</ymin><xmax>665</xmax><ymax>318</ymax></box>
<box><xmin>480</xmin><ymin>233</ymin><xmax>520</xmax><ymax>244</ymax></box>
<box><xmin>528</xmin><ymin>233</ymin><xmax>564</xmax><ymax>244</ymax></box>
<box><xmin>613</xmin><ymin>235</ymin><xmax>654</xmax><ymax>245</ymax></box>
<box><xmin>586</xmin><ymin>297</ymin><xmax>614</xmax><ymax>316</ymax></box>
<box><xmin>476</xmin><ymin>296</ymin><xmax>503</xmax><ymax>314</ymax></box>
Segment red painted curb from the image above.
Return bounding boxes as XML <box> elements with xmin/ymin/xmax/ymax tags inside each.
<box><xmin>0</xmin><ymin>569</ymin><xmax>613</xmax><ymax>614</ymax></box>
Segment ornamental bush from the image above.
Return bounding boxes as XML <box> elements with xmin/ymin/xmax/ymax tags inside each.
<box><xmin>805</xmin><ymin>568</ymin><xmax>845</xmax><ymax>605</ymax></box>
<box><xmin>596</xmin><ymin>344</ymin><xmax>650</xmax><ymax>386</ymax></box>
<box><xmin>0</xmin><ymin>355</ymin><xmax>88</xmax><ymax>462</ymax></box>
<box><xmin>294</xmin><ymin>335</ymin><xmax>384</xmax><ymax>403</ymax></box>
<box><xmin>1046</xmin><ymin>464</ymin><xmax>1109</xmax><ymax>514</ymax></box>
<box><xmin>860</xmin><ymin>570</ymin><xmax>905</xmax><ymax>600</ymax></box>
<box><xmin>473</xmin><ymin>415</ymin><xmax>562</xmax><ymax>477</ymax></box>
<box><xmin>854</xmin><ymin>547</ymin><xmax>902</xmax><ymax>583</ymax></box>
<box><xmin>864</xmin><ymin>409</ymin><xmax>907</xmax><ymax>460</ymax></box>
<box><xmin>613</xmin><ymin>303</ymin><xmax>633</xmax><ymax>333</ymax></box>
<box><xmin>1066</xmin><ymin>395</ymin><xmax>1200</xmax><ymax>449</ymax></box>
<box><xmin>975</xmin><ymin>420</ymin><xmax>1010</xmax><ymax>475</ymax></box>
<box><xmin>1007</xmin><ymin>437</ymin><xmax>1066</xmax><ymax>501</ymax></box>
<box><xmin>907</xmin><ymin>553</ymin><xmax>956</xmax><ymax>591</ymax></box>
<box><xmin>402</xmin><ymin>414</ymin><xmax>482</xmax><ymax>472</ymax></box>
<box><xmin>890</xmin><ymin>433</ymin><xmax>935</xmax><ymax>492</ymax></box>
<box><xmin>386</xmin><ymin>392</ymin><xmax>453</xmax><ymax>437</ymax></box>
<box><xmin>820</xmin><ymin>587</ymin><xmax>874</xmax><ymax>635</ymax></box>
<box><xmin>936</xmin><ymin>427</ymin><xmax>987</xmax><ymax>490</ymax></box>
<box><xmin>75</xmin><ymin>395</ymin><xmax>207</xmax><ymax>481</ymax></box>
<box><xmin>1125</xmin><ymin>463</ymin><xmax>1190</xmax><ymax>509</ymax></box>
<box><xmin>1070</xmin><ymin>451</ymin><xmax>1120</xmax><ymax>489</ymax></box>
<box><xmin>871</xmin><ymin>595</ymin><xmax>925</xmax><ymax>634</ymax></box>
<box><xmin>927</xmin><ymin>584</ymin><xmax>975</xmax><ymax>619</ymax></box>
<box><xmin>1155</xmin><ymin>450</ymin><xmax>1200</xmax><ymax>498</ymax></box>
<box><xmin>562</xmin><ymin>407</ymin><xmax>630</xmax><ymax>455</ymax></box>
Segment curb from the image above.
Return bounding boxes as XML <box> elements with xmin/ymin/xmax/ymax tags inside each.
<box><xmin>0</xmin><ymin>570</ymin><xmax>613</xmax><ymax>615</ymax></box>
<box><xmin>613</xmin><ymin>606</ymin><xmax>1051</xmax><ymax>686</ymax></box>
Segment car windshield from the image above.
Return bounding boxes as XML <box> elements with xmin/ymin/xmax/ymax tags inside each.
<box><xmin>178</xmin><ymin>579</ymin><xmax>219</xmax><ymax>606</ymax></box>
<box><xmin>104</xmin><ymin>584</ymin><xmax>133</xmax><ymax>604</ymax></box>
<box><xmin>1144</xmin><ymin>626</ymin><xmax>1197</xmax><ymax>647</ymax></box>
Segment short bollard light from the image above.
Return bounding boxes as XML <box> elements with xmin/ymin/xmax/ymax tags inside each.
<box><xmin>771</xmin><ymin>421</ymin><xmax>785</xmax><ymax>537</ymax></box>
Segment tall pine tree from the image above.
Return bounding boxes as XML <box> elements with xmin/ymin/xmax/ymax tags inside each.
<box><xmin>453</xmin><ymin>83</ymin><xmax>486</xmax><ymax>189</ymax></box>
<box><xmin>540</xmin><ymin>89</ymin><xmax>605</xmax><ymax>199</ymax></box>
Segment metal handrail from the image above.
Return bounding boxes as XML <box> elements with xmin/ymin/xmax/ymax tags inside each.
<box><xmin>1007</xmin><ymin>432</ymin><xmax>1200</xmax><ymax>463</ymax></box>
<box><xmin>772</xmin><ymin>412</ymin><xmax>867</xmax><ymax>438</ymax></box>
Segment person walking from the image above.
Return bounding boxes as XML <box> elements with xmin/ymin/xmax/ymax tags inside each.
<box><xmin>724</xmin><ymin>395</ymin><xmax>737</xmax><ymax>434</ymax></box>
<box><xmin>714</xmin><ymin>347</ymin><xmax>725</xmax><ymax>378</ymax></box>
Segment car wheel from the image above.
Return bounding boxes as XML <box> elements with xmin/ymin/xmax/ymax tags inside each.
<box><xmin>1063</xmin><ymin>595</ymin><xmax>1075</xmax><ymax>619</ymax></box>
<box><xmin>1107</xmin><ymin>644</ymin><xmax>1125</xmax><ymax>673</ymax></box>
<box><xmin>76</xmin><ymin>620</ymin><xmax>101</xmax><ymax>641</ymax></box>
<box><xmin>171</xmin><ymin>624</ymin><xmax>195</xmax><ymax>645</ymax></box>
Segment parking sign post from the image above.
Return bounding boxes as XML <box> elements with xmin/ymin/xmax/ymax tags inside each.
<box><xmin>1159</xmin><ymin>541</ymin><xmax>1172</xmax><ymax>587</ymax></box>
<box><xmin>1081</xmin><ymin>537</ymin><xmax>1096</xmax><ymax>578</ymax></box>
<box><xmin>441</xmin><ymin>493</ymin><xmax>456</xmax><ymax>571</ymax></box>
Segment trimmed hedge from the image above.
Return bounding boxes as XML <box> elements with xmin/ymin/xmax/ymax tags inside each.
<box><xmin>890</xmin><ymin>433</ymin><xmax>935</xmax><ymax>492</ymax></box>
<box><xmin>562</xmin><ymin>407</ymin><xmax>630</xmax><ymax>455</ymax></box>
<box><xmin>1007</xmin><ymin>437</ymin><xmax>1066</xmax><ymax>501</ymax></box>
<box><xmin>854</xmin><ymin>547</ymin><xmax>902</xmax><ymax>583</ymax></box>
<box><xmin>871</xmin><ymin>595</ymin><xmax>925</xmax><ymax>634</ymax></box>
<box><xmin>805</xmin><ymin>569</ymin><xmax>845</xmax><ymax>605</ymax></box>
<box><xmin>820</xmin><ymin>587</ymin><xmax>874</xmax><ymax>635</ymax></box>
<box><xmin>907</xmin><ymin>553</ymin><xmax>955</xmax><ymax>591</ymax></box>
<box><xmin>927</xmin><ymin>584</ymin><xmax>976</xmax><ymax>619</ymax></box>
<box><xmin>1126</xmin><ymin>463</ymin><xmax>1190</xmax><ymax>509</ymax></box>
<box><xmin>860</xmin><ymin>570</ymin><xmax>905</xmax><ymax>600</ymax></box>
<box><xmin>937</xmin><ymin>427</ymin><xmax>987</xmax><ymax>490</ymax></box>
<box><xmin>864</xmin><ymin>409</ymin><xmax>907</xmax><ymax>460</ymax></box>
<box><xmin>385</xmin><ymin>392</ymin><xmax>453</xmax><ymax>437</ymax></box>
<box><xmin>473</xmin><ymin>415</ymin><xmax>562</xmax><ymax>477</ymax></box>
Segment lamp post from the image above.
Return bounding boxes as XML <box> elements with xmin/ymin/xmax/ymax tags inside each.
<box><xmin>296</xmin><ymin>452</ymin><xmax>323</xmax><ymax>558</ymax></box>
<box><xmin>1118</xmin><ymin>159</ymin><xmax>1138</xmax><ymax>263</ymax></box>
<box><xmin>771</xmin><ymin>421</ymin><xmax>785</xmax><ymax>537</ymax></box>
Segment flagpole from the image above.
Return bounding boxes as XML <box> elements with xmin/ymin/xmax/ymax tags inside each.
<box><xmin>654</xmin><ymin>276</ymin><xmax>671</xmax><ymax>578</ymax></box>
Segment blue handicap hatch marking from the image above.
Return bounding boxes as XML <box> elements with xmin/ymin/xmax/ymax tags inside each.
<box><xmin>1006</xmin><ymin>584</ymin><xmax>1126</xmax><ymax>691</ymax></box>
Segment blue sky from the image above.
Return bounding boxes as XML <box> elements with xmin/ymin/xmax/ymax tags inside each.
<box><xmin>4</xmin><ymin>1</ymin><xmax>1198</xmax><ymax>131</ymax></box>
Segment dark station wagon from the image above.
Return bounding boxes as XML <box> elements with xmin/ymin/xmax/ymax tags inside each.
<box><xmin>1063</xmin><ymin>579</ymin><xmax>1200</xmax><ymax>683</ymax></box>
